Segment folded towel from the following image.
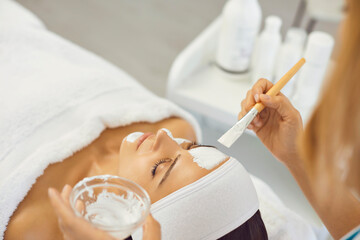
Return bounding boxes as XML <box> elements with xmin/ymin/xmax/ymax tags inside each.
<box><xmin>0</xmin><ymin>0</ymin><xmax>44</xmax><ymax>29</ymax></box>
<box><xmin>0</xmin><ymin>2</ymin><xmax>200</xmax><ymax>238</ymax></box>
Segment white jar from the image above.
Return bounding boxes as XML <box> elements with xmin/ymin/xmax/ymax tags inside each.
<box><xmin>292</xmin><ymin>31</ymin><xmax>334</xmax><ymax>122</ymax></box>
<box><xmin>251</xmin><ymin>16</ymin><xmax>282</xmax><ymax>83</ymax></box>
<box><xmin>216</xmin><ymin>0</ymin><xmax>262</xmax><ymax>73</ymax></box>
<box><xmin>275</xmin><ymin>28</ymin><xmax>307</xmax><ymax>97</ymax></box>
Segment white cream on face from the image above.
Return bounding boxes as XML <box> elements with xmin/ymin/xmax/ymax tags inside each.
<box><xmin>174</xmin><ymin>138</ymin><xmax>192</xmax><ymax>145</ymax></box>
<box><xmin>124</xmin><ymin>132</ymin><xmax>144</xmax><ymax>143</ymax></box>
<box><xmin>161</xmin><ymin>128</ymin><xmax>192</xmax><ymax>145</ymax></box>
<box><xmin>189</xmin><ymin>147</ymin><xmax>228</xmax><ymax>170</ymax></box>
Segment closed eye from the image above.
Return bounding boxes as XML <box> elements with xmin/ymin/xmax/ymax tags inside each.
<box><xmin>151</xmin><ymin>158</ymin><xmax>172</xmax><ymax>177</ymax></box>
<box><xmin>186</xmin><ymin>143</ymin><xmax>217</xmax><ymax>150</ymax></box>
<box><xmin>186</xmin><ymin>142</ymin><xmax>196</xmax><ymax>150</ymax></box>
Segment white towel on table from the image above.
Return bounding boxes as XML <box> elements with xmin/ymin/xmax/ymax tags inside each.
<box><xmin>0</xmin><ymin>1</ymin><xmax>200</xmax><ymax>238</ymax></box>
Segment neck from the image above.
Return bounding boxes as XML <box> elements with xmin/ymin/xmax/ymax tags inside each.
<box><xmin>85</xmin><ymin>128</ymin><xmax>126</xmax><ymax>177</ymax></box>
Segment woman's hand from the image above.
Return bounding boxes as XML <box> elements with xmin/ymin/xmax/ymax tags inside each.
<box><xmin>48</xmin><ymin>185</ymin><xmax>161</xmax><ymax>240</ymax></box>
<box><xmin>238</xmin><ymin>78</ymin><xmax>303</xmax><ymax>165</ymax></box>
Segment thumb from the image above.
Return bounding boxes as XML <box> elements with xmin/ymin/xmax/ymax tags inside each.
<box><xmin>143</xmin><ymin>214</ymin><xmax>161</xmax><ymax>240</ymax></box>
<box><xmin>48</xmin><ymin>188</ymin><xmax>75</xmax><ymax>223</ymax></box>
<box><xmin>259</xmin><ymin>94</ymin><xmax>293</xmax><ymax>118</ymax></box>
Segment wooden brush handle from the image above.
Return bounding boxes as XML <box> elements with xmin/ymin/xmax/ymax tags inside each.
<box><xmin>253</xmin><ymin>58</ymin><xmax>306</xmax><ymax>113</ymax></box>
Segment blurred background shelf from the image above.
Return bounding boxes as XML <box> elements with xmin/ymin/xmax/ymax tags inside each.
<box><xmin>167</xmin><ymin>17</ymin><xmax>250</xmax><ymax>130</ymax></box>
<box><xmin>170</xmin><ymin>63</ymin><xmax>253</xmax><ymax>127</ymax></box>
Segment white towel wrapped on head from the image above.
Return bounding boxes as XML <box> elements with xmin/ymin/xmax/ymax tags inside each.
<box><xmin>132</xmin><ymin>157</ymin><xmax>259</xmax><ymax>240</ymax></box>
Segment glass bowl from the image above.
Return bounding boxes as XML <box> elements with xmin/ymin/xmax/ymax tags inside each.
<box><xmin>70</xmin><ymin>175</ymin><xmax>150</xmax><ymax>239</ymax></box>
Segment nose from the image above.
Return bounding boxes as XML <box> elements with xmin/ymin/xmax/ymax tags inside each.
<box><xmin>152</xmin><ymin>129</ymin><xmax>177</xmax><ymax>151</ymax></box>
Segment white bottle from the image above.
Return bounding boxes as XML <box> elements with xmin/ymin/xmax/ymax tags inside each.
<box><xmin>251</xmin><ymin>16</ymin><xmax>282</xmax><ymax>83</ymax></box>
<box><xmin>292</xmin><ymin>31</ymin><xmax>334</xmax><ymax>122</ymax></box>
<box><xmin>216</xmin><ymin>0</ymin><xmax>262</xmax><ymax>73</ymax></box>
<box><xmin>275</xmin><ymin>28</ymin><xmax>307</xmax><ymax>97</ymax></box>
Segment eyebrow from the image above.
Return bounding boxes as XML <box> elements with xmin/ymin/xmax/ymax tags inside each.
<box><xmin>159</xmin><ymin>154</ymin><xmax>180</xmax><ymax>185</ymax></box>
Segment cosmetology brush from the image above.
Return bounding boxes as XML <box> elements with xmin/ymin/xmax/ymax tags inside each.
<box><xmin>218</xmin><ymin>58</ymin><xmax>306</xmax><ymax>148</ymax></box>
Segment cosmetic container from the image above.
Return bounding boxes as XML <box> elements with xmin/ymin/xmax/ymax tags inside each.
<box><xmin>292</xmin><ymin>31</ymin><xmax>334</xmax><ymax>122</ymax></box>
<box><xmin>275</xmin><ymin>28</ymin><xmax>306</xmax><ymax>97</ymax></box>
<box><xmin>216</xmin><ymin>0</ymin><xmax>262</xmax><ymax>73</ymax></box>
<box><xmin>251</xmin><ymin>15</ymin><xmax>282</xmax><ymax>83</ymax></box>
<box><xmin>70</xmin><ymin>175</ymin><xmax>150</xmax><ymax>239</ymax></box>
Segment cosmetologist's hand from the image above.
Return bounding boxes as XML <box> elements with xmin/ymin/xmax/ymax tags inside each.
<box><xmin>238</xmin><ymin>78</ymin><xmax>303</xmax><ymax>165</ymax></box>
<box><xmin>48</xmin><ymin>185</ymin><xmax>161</xmax><ymax>240</ymax></box>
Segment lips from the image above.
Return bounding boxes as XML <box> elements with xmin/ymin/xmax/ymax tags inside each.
<box><xmin>137</xmin><ymin>132</ymin><xmax>153</xmax><ymax>149</ymax></box>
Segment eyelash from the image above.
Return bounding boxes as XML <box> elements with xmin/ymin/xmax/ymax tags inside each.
<box><xmin>151</xmin><ymin>159</ymin><xmax>171</xmax><ymax>177</ymax></box>
<box><xmin>186</xmin><ymin>143</ymin><xmax>215</xmax><ymax>150</ymax></box>
<box><xmin>151</xmin><ymin>144</ymin><xmax>216</xmax><ymax>177</ymax></box>
<box><xmin>186</xmin><ymin>142</ymin><xmax>196</xmax><ymax>150</ymax></box>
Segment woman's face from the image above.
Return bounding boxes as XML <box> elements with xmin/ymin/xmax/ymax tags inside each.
<box><xmin>118</xmin><ymin>129</ymin><xmax>228</xmax><ymax>203</ymax></box>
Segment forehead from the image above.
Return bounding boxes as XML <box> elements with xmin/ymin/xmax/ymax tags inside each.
<box><xmin>188</xmin><ymin>146</ymin><xmax>228</xmax><ymax>170</ymax></box>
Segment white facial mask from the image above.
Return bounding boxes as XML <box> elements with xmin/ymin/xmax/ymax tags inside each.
<box><xmin>124</xmin><ymin>132</ymin><xmax>144</xmax><ymax>143</ymax></box>
<box><xmin>189</xmin><ymin>147</ymin><xmax>228</xmax><ymax>170</ymax></box>
<box><xmin>161</xmin><ymin>128</ymin><xmax>192</xmax><ymax>145</ymax></box>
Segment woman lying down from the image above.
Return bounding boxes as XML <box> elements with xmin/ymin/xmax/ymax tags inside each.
<box><xmin>10</xmin><ymin>125</ymin><xmax>269</xmax><ymax>240</ymax></box>
<box><xmin>0</xmin><ymin>1</ymin><xmax>316</xmax><ymax>239</ymax></box>
<box><xmin>48</xmin><ymin>127</ymin><xmax>269</xmax><ymax>240</ymax></box>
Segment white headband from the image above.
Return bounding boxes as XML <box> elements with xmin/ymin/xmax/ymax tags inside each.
<box><xmin>132</xmin><ymin>157</ymin><xmax>259</xmax><ymax>240</ymax></box>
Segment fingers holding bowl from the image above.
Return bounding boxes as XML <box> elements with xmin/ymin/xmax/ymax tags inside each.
<box><xmin>48</xmin><ymin>186</ymin><xmax>117</xmax><ymax>240</ymax></box>
<box><xmin>48</xmin><ymin>187</ymin><xmax>75</xmax><ymax>225</ymax></box>
<box><xmin>143</xmin><ymin>214</ymin><xmax>161</xmax><ymax>240</ymax></box>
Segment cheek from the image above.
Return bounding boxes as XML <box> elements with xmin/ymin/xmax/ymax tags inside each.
<box><xmin>117</xmin><ymin>162</ymin><xmax>148</xmax><ymax>184</ymax></box>
<box><xmin>118</xmin><ymin>167</ymin><xmax>155</xmax><ymax>198</ymax></box>
<box><xmin>116</xmin><ymin>156</ymin><xmax>157</xmax><ymax>199</ymax></box>
<box><xmin>172</xmin><ymin>160</ymin><xmax>210</xmax><ymax>188</ymax></box>
<box><xmin>118</xmin><ymin>141</ymin><xmax>134</xmax><ymax>162</ymax></box>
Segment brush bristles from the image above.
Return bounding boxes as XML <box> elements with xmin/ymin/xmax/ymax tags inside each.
<box><xmin>217</xmin><ymin>122</ymin><xmax>246</xmax><ymax>147</ymax></box>
<box><xmin>218</xmin><ymin>108</ymin><xmax>259</xmax><ymax>148</ymax></box>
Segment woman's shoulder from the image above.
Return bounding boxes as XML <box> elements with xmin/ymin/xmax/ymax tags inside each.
<box><xmin>4</xmin><ymin>200</ymin><xmax>62</xmax><ymax>240</ymax></box>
